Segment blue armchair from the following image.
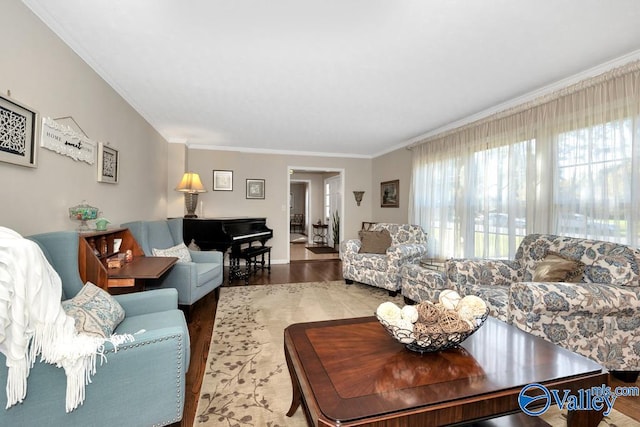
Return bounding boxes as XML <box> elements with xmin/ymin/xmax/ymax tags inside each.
<box><xmin>0</xmin><ymin>231</ymin><xmax>189</xmax><ymax>426</ymax></box>
<box><xmin>121</xmin><ymin>219</ymin><xmax>223</xmax><ymax>308</ymax></box>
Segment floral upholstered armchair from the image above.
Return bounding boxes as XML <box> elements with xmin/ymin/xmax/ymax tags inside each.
<box><xmin>446</xmin><ymin>233</ymin><xmax>640</xmax><ymax>376</ymax></box>
<box><xmin>341</xmin><ymin>223</ymin><xmax>428</xmax><ymax>295</ymax></box>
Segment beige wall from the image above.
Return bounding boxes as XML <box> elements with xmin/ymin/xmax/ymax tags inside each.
<box><xmin>171</xmin><ymin>148</ymin><xmax>374</xmax><ymax>262</ymax></box>
<box><xmin>371</xmin><ymin>147</ymin><xmax>412</xmax><ymax>224</ymax></box>
<box><xmin>168</xmin><ymin>143</ymin><xmax>188</xmax><ymax>216</ymax></box>
<box><xmin>1</xmin><ymin>0</ymin><xmax>415</xmax><ymax>243</ymax></box>
<box><xmin>0</xmin><ymin>0</ymin><xmax>168</xmax><ymax>235</ymax></box>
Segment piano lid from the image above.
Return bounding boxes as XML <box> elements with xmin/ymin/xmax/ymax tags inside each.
<box><xmin>182</xmin><ymin>217</ymin><xmax>272</xmax><ymax>251</ymax></box>
<box><xmin>183</xmin><ymin>216</ymin><xmax>263</xmax><ymax>220</ymax></box>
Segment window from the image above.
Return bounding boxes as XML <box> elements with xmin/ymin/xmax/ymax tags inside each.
<box><xmin>555</xmin><ymin>120</ymin><xmax>635</xmax><ymax>243</ymax></box>
<box><xmin>471</xmin><ymin>142</ymin><xmax>529</xmax><ymax>258</ymax></box>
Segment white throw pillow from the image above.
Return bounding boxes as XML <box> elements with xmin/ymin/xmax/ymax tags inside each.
<box><xmin>152</xmin><ymin>242</ymin><xmax>192</xmax><ymax>263</ymax></box>
<box><xmin>62</xmin><ymin>282</ymin><xmax>125</xmax><ymax>338</ymax></box>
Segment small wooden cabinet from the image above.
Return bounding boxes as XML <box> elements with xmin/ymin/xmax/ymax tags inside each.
<box><xmin>78</xmin><ymin>227</ymin><xmax>176</xmax><ymax>293</ymax></box>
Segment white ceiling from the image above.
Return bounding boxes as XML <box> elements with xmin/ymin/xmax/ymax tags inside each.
<box><xmin>21</xmin><ymin>0</ymin><xmax>640</xmax><ymax>158</ymax></box>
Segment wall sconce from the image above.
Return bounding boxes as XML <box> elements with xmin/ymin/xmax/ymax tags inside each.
<box><xmin>176</xmin><ymin>172</ymin><xmax>207</xmax><ymax>218</ymax></box>
<box><xmin>353</xmin><ymin>191</ymin><xmax>365</xmax><ymax>206</ymax></box>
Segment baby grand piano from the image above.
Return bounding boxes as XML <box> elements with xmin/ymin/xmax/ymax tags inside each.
<box><xmin>182</xmin><ymin>217</ymin><xmax>273</xmax><ymax>283</ymax></box>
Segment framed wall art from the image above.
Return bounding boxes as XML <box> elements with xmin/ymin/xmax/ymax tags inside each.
<box><xmin>380</xmin><ymin>179</ymin><xmax>399</xmax><ymax>208</ymax></box>
<box><xmin>97</xmin><ymin>142</ymin><xmax>119</xmax><ymax>183</ymax></box>
<box><xmin>213</xmin><ymin>170</ymin><xmax>233</xmax><ymax>191</ymax></box>
<box><xmin>246</xmin><ymin>179</ymin><xmax>265</xmax><ymax>199</ymax></box>
<box><xmin>0</xmin><ymin>94</ymin><xmax>39</xmax><ymax>167</ymax></box>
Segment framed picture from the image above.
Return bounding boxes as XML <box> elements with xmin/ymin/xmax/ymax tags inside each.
<box><xmin>246</xmin><ymin>179</ymin><xmax>265</xmax><ymax>199</ymax></box>
<box><xmin>213</xmin><ymin>170</ymin><xmax>233</xmax><ymax>191</ymax></box>
<box><xmin>0</xmin><ymin>94</ymin><xmax>39</xmax><ymax>167</ymax></box>
<box><xmin>97</xmin><ymin>142</ymin><xmax>119</xmax><ymax>183</ymax></box>
<box><xmin>380</xmin><ymin>179</ymin><xmax>399</xmax><ymax>208</ymax></box>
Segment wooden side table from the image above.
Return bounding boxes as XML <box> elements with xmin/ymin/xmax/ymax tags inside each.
<box><xmin>312</xmin><ymin>224</ymin><xmax>328</xmax><ymax>245</ymax></box>
<box><xmin>419</xmin><ymin>257</ymin><xmax>449</xmax><ymax>271</ymax></box>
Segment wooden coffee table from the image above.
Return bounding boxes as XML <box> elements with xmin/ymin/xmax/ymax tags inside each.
<box><xmin>284</xmin><ymin>316</ymin><xmax>607</xmax><ymax>427</ymax></box>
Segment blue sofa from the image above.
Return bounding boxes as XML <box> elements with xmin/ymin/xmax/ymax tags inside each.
<box><xmin>122</xmin><ymin>218</ymin><xmax>223</xmax><ymax>308</ymax></box>
<box><xmin>0</xmin><ymin>231</ymin><xmax>190</xmax><ymax>426</ymax></box>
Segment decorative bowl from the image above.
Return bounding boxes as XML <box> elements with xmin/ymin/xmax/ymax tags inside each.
<box><xmin>69</xmin><ymin>201</ymin><xmax>100</xmax><ymax>231</ymax></box>
<box><xmin>376</xmin><ymin>308</ymin><xmax>489</xmax><ymax>354</ymax></box>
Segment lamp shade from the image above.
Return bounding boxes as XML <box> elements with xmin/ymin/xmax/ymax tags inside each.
<box><xmin>175</xmin><ymin>172</ymin><xmax>206</xmax><ymax>193</ymax></box>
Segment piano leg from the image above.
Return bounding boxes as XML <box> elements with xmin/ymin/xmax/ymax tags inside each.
<box><xmin>245</xmin><ymin>260</ymin><xmax>251</xmax><ymax>286</ymax></box>
<box><xmin>228</xmin><ymin>248</ymin><xmax>251</xmax><ymax>285</ymax></box>
<box><xmin>228</xmin><ymin>253</ymin><xmax>242</xmax><ymax>285</ymax></box>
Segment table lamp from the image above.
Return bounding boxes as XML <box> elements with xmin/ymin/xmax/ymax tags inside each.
<box><xmin>176</xmin><ymin>172</ymin><xmax>206</xmax><ymax>218</ymax></box>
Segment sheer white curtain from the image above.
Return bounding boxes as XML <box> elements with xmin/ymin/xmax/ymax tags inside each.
<box><xmin>410</xmin><ymin>62</ymin><xmax>640</xmax><ymax>259</ymax></box>
<box><xmin>410</xmin><ymin>117</ymin><xmax>535</xmax><ymax>259</ymax></box>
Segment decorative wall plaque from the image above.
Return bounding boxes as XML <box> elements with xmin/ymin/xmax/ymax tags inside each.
<box><xmin>41</xmin><ymin>117</ymin><xmax>96</xmax><ymax>164</ymax></box>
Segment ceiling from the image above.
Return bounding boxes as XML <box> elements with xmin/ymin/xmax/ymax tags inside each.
<box><xmin>21</xmin><ymin>1</ymin><xmax>640</xmax><ymax>158</ymax></box>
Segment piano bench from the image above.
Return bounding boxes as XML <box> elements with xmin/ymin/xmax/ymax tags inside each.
<box><xmin>238</xmin><ymin>246</ymin><xmax>271</xmax><ymax>285</ymax></box>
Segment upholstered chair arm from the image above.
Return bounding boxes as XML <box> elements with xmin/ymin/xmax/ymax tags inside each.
<box><xmin>386</xmin><ymin>244</ymin><xmax>429</xmax><ymax>267</ymax></box>
<box><xmin>387</xmin><ymin>243</ymin><xmax>427</xmax><ymax>262</ymax></box>
<box><xmin>446</xmin><ymin>259</ymin><xmax>521</xmax><ymax>289</ymax></box>
<box><xmin>384</xmin><ymin>244</ymin><xmax>429</xmax><ymax>286</ymax></box>
<box><xmin>190</xmin><ymin>249</ymin><xmax>223</xmax><ymax>264</ymax></box>
<box><xmin>510</xmin><ymin>281</ymin><xmax>640</xmax><ymax>317</ymax></box>
<box><xmin>113</xmin><ymin>288</ymin><xmax>178</xmax><ymax>316</ymax></box>
<box><xmin>341</xmin><ymin>239</ymin><xmax>362</xmax><ymax>257</ymax></box>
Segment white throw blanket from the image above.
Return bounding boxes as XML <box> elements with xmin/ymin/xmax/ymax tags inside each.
<box><xmin>0</xmin><ymin>227</ymin><xmax>125</xmax><ymax>412</ymax></box>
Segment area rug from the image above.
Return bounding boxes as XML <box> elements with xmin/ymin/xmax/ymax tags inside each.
<box><xmin>305</xmin><ymin>245</ymin><xmax>338</xmax><ymax>254</ymax></box>
<box><xmin>194</xmin><ymin>281</ymin><xmax>639</xmax><ymax>427</ymax></box>
<box><xmin>195</xmin><ymin>281</ymin><xmax>401</xmax><ymax>426</ymax></box>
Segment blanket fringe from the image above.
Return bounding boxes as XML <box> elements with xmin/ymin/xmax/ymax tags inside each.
<box><xmin>4</xmin><ymin>359</ymin><xmax>28</xmax><ymax>409</ymax></box>
<box><xmin>8</xmin><ymin>320</ymin><xmax>135</xmax><ymax>412</ymax></box>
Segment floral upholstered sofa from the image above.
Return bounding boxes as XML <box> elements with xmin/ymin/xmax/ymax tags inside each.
<box><xmin>446</xmin><ymin>234</ymin><xmax>640</xmax><ymax>374</ymax></box>
<box><xmin>341</xmin><ymin>223</ymin><xmax>428</xmax><ymax>295</ymax></box>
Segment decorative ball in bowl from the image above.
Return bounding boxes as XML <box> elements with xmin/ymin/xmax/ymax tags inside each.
<box><xmin>376</xmin><ymin>290</ymin><xmax>489</xmax><ymax>353</ymax></box>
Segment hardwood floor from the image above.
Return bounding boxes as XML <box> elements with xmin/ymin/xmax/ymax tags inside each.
<box><xmin>290</xmin><ymin>240</ymin><xmax>340</xmax><ymax>261</ymax></box>
<box><xmin>179</xmin><ymin>259</ymin><xmax>640</xmax><ymax>426</ymax></box>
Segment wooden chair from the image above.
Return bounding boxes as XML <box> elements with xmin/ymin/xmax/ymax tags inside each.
<box><xmin>290</xmin><ymin>213</ymin><xmax>305</xmax><ymax>233</ymax></box>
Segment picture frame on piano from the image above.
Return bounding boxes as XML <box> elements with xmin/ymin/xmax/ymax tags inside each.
<box><xmin>213</xmin><ymin>170</ymin><xmax>233</xmax><ymax>191</ymax></box>
<box><xmin>246</xmin><ymin>178</ymin><xmax>265</xmax><ymax>199</ymax></box>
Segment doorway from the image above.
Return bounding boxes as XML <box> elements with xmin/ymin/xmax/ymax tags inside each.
<box><xmin>287</xmin><ymin>167</ymin><xmax>344</xmax><ymax>262</ymax></box>
<box><xmin>289</xmin><ymin>180</ymin><xmax>309</xmax><ymax>244</ymax></box>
